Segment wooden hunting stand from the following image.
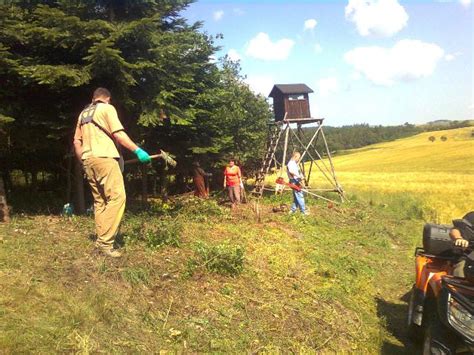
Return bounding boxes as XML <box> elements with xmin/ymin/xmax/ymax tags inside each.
<box><xmin>252</xmin><ymin>84</ymin><xmax>344</xmax><ymax>203</ymax></box>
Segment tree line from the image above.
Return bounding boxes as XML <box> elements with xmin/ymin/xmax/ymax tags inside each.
<box><xmin>0</xmin><ymin>0</ymin><xmax>271</xmax><ymax>212</ymax></box>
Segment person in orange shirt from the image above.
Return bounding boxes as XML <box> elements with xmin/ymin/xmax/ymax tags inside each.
<box><xmin>223</xmin><ymin>158</ymin><xmax>242</xmax><ymax>208</ymax></box>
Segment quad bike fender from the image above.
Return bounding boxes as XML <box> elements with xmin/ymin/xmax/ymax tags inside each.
<box><xmin>415</xmin><ymin>255</ymin><xmax>448</xmax><ymax>296</ymax></box>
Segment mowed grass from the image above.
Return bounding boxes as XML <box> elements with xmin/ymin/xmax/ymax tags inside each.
<box><xmin>309</xmin><ymin>126</ymin><xmax>474</xmax><ymax>223</ymax></box>
<box><xmin>0</xmin><ymin>197</ymin><xmax>422</xmax><ymax>353</ymax></box>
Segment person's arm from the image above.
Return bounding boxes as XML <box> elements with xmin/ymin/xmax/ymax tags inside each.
<box><xmin>223</xmin><ymin>169</ymin><xmax>227</xmax><ymax>187</ymax></box>
<box><xmin>73</xmin><ymin>123</ymin><xmax>83</xmax><ymax>162</ymax></box>
<box><xmin>112</xmin><ymin>131</ymin><xmax>139</xmax><ymax>152</ymax></box>
<box><xmin>113</xmin><ymin>131</ymin><xmax>151</xmax><ymax>164</ymax></box>
<box><xmin>450</xmin><ymin>228</ymin><xmax>469</xmax><ymax>248</ymax></box>
<box><xmin>105</xmin><ymin>105</ymin><xmax>150</xmax><ymax>163</ymax></box>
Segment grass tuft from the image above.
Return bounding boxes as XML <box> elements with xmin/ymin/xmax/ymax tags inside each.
<box><xmin>187</xmin><ymin>241</ymin><xmax>245</xmax><ymax>276</ymax></box>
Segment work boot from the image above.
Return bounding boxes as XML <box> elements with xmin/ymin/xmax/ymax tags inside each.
<box><xmin>101</xmin><ymin>248</ymin><xmax>122</xmax><ymax>258</ymax></box>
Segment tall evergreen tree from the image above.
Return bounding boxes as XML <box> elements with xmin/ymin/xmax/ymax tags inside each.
<box><xmin>0</xmin><ymin>1</ymin><xmax>271</xmax><ymax>200</ymax></box>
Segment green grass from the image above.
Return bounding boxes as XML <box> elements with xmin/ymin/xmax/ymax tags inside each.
<box><xmin>0</xmin><ymin>194</ymin><xmax>423</xmax><ymax>353</ymax></box>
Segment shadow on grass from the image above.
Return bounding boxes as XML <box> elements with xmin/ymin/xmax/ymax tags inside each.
<box><xmin>377</xmin><ymin>294</ymin><xmax>420</xmax><ymax>354</ymax></box>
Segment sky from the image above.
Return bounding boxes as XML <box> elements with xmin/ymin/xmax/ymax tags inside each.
<box><xmin>183</xmin><ymin>0</ymin><xmax>473</xmax><ymax>127</ymax></box>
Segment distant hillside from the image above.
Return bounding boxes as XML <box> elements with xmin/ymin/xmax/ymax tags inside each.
<box><xmin>312</xmin><ymin>126</ymin><xmax>474</xmax><ymax>222</ymax></box>
<box><xmin>418</xmin><ymin>119</ymin><xmax>474</xmax><ymax>130</ymax></box>
<box><xmin>303</xmin><ymin>120</ymin><xmax>473</xmax><ymax>154</ymax></box>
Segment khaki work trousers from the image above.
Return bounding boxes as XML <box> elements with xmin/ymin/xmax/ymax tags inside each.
<box><xmin>83</xmin><ymin>157</ymin><xmax>126</xmax><ymax>250</ymax></box>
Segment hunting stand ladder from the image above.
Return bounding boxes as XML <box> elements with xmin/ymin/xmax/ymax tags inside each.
<box><xmin>252</xmin><ymin>84</ymin><xmax>344</xmax><ymax>204</ymax></box>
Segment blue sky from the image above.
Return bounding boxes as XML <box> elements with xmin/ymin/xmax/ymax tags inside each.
<box><xmin>183</xmin><ymin>0</ymin><xmax>473</xmax><ymax>126</ymax></box>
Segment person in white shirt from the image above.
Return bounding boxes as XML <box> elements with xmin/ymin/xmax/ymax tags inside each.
<box><xmin>287</xmin><ymin>152</ymin><xmax>307</xmax><ymax>215</ymax></box>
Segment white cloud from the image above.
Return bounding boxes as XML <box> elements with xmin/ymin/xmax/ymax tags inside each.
<box><xmin>444</xmin><ymin>51</ymin><xmax>462</xmax><ymax>61</ymax></box>
<box><xmin>460</xmin><ymin>0</ymin><xmax>471</xmax><ymax>7</ymax></box>
<box><xmin>245</xmin><ymin>33</ymin><xmax>295</xmax><ymax>61</ymax></box>
<box><xmin>351</xmin><ymin>72</ymin><xmax>362</xmax><ymax>80</ymax></box>
<box><xmin>314</xmin><ymin>43</ymin><xmax>323</xmax><ymax>54</ymax></box>
<box><xmin>213</xmin><ymin>10</ymin><xmax>224</xmax><ymax>21</ymax></box>
<box><xmin>345</xmin><ymin>0</ymin><xmax>409</xmax><ymax>37</ymax></box>
<box><xmin>318</xmin><ymin>77</ymin><xmax>339</xmax><ymax>97</ymax></box>
<box><xmin>233</xmin><ymin>8</ymin><xmax>245</xmax><ymax>15</ymax></box>
<box><xmin>244</xmin><ymin>75</ymin><xmax>274</xmax><ymax>96</ymax></box>
<box><xmin>444</xmin><ymin>54</ymin><xmax>455</xmax><ymax>61</ymax></box>
<box><xmin>304</xmin><ymin>19</ymin><xmax>318</xmax><ymax>31</ymax></box>
<box><xmin>344</xmin><ymin>39</ymin><xmax>444</xmax><ymax>86</ymax></box>
<box><xmin>227</xmin><ymin>49</ymin><xmax>241</xmax><ymax>62</ymax></box>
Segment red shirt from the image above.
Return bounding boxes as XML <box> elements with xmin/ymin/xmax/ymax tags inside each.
<box><xmin>224</xmin><ymin>166</ymin><xmax>241</xmax><ymax>186</ymax></box>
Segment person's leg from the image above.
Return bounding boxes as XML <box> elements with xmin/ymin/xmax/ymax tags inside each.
<box><xmin>234</xmin><ymin>185</ymin><xmax>241</xmax><ymax>205</ymax></box>
<box><xmin>83</xmin><ymin>159</ymin><xmax>107</xmax><ymax>246</ymax></box>
<box><xmin>90</xmin><ymin>158</ymin><xmax>126</xmax><ymax>250</ymax></box>
<box><xmin>227</xmin><ymin>186</ymin><xmax>235</xmax><ymax>204</ymax></box>
<box><xmin>453</xmin><ymin>259</ymin><xmax>466</xmax><ymax>278</ymax></box>
<box><xmin>290</xmin><ymin>189</ymin><xmax>298</xmax><ymax>213</ymax></box>
<box><xmin>295</xmin><ymin>190</ymin><xmax>306</xmax><ymax>213</ymax></box>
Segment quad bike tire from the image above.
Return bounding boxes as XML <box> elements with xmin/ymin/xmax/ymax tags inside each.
<box><xmin>422</xmin><ymin>303</ymin><xmax>457</xmax><ymax>355</ymax></box>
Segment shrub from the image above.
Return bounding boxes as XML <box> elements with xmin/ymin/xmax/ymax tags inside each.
<box><xmin>440</xmin><ymin>135</ymin><xmax>447</xmax><ymax>142</ymax></box>
<box><xmin>177</xmin><ymin>198</ymin><xmax>226</xmax><ymax>222</ymax></box>
<box><xmin>187</xmin><ymin>241</ymin><xmax>245</xmax><ymax>276</ymax></box>
<box><xmin>145</xmin><ymin>217</ymin><xmax>182</xmax><ymax>248</ymax></box>
<box><xmin>428</xmin><ymin>136</ymin><xmax>436</xmax><ymax>142</ymax></box>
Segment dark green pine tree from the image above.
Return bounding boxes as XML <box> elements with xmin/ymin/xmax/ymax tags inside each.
<box><xmin>0</xmin><ymin>1</ymin><xmax>272</xmax><ymax>203</ymax></box>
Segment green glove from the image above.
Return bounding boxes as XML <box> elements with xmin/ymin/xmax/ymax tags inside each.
<box><xmin>134</xmin><ymin>147</ymin><xmax>151</xmax><ymax>163</ymax></box>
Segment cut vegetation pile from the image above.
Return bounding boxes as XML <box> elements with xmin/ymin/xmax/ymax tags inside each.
<box><xmin>0</xmin><ymin>196</ymin><xmax>422</xmax><ymax>353</ymax></box>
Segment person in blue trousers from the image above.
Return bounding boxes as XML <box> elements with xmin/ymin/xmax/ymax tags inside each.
<box><xmin>287</xmin><ymin>152</ymin><xmax>309</xmax><ymax>215</ymax></box>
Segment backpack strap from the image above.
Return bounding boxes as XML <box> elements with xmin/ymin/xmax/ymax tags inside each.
<box><xmin>79</xmin><ymin>103</ymin><xmax>124</xmax><ymax>171</ymax></box>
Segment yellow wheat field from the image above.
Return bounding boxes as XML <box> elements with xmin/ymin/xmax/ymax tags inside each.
<box><xmin>307</xmin><ymin>126</ymin><xmax>474</xmax><ymax>223</ymax></box>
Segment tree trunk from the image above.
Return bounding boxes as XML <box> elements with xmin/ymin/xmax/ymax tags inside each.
<box><xmin>73</xmin><ymin>160</ymin><xmax>85</xmax><ymax>214</ymax></box>
<box><xmin>0</xmin><ymin>177</ymin><xmax>10</xmax><ymax>222</ymax></box>
<box><xmin>2</xmin><ymin>170</ymin><xmax>12</xmax><ymax>193</ymax></box>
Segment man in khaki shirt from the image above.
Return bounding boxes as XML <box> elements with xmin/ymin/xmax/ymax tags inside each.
<box><xmin>73</xmin><ymin>87</ymin><xmax>151</xmax><ymax>258</ymax></box>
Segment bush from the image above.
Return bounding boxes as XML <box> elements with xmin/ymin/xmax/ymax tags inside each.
<box><xmin>187</xmin><ymin>241</ymin><xmax>245</xmax><ymax>276</ymax></box>
<box><xmin>428</xmin><ymin>136</ymin><xmax>436</xmax><ymax>142</ymax></box>
<box><xmin>440</xmin><ymin>135</ymin><xmax>447</xmax><ymax>142</ymax></box>
<box><xmin>145</xmin><ymin>217</ymin><xmax>182</xmax><ymax>248</ymax></box>
<box><xmin>176</xmin><ymin>198</ymin><xmax>226</xmax><ymax>222</ymax></box>
<box><xmin>122</xmin><ymin>214</ymin><xmax>182</xmax><ymax>248</ymax></box>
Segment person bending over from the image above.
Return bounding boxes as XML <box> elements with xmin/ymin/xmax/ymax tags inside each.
<box><xmin>287</xmin><ymin>152</ymin><xmax>308</xmax><ymax>215</ymax></box>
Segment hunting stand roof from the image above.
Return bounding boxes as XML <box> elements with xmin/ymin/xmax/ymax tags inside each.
<box><xmin>268</xmin><ymin>84</ymin><xmax>314</xmax><ymax>97</ymax></box>
<box><xmin>269</xmin><ymin>83</ymin><xmax>314</xmax><ymax>121</ymax></box>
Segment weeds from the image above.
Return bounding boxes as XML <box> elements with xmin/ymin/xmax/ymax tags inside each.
<box><xmin>122</xmin><ymin>267</ymin><xmax>150</xmax><ymax>285</ymax></box>
<box><xmin>122</xmin><ymin>214</ymin><xmax>182</xmax><ymax>248</ymax></box>
<box><xmin>145</xmin><ymin>217</ymin><xmax>182</xmax><ymax>248</ymax></box>
<box><xmin>187</xmin><ymin>241</ymin><xmax>245</xmax><ymax>276</ymax></box>
<box><xmin>175</xmin><ymin>198</ymin><xmax>226</xmax><ymax>222</ymax></box>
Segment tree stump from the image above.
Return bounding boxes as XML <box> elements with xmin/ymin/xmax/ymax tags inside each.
<box><xmin>0</xmin><ymin>178</ymin><xmax>10</xmax><ymax>222</ymax></box>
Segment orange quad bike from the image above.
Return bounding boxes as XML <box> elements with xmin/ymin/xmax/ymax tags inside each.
<box><xmin>407</xmin><ymin>221</ymin><xmax>474</xmax><ymax>354</ymax></box>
